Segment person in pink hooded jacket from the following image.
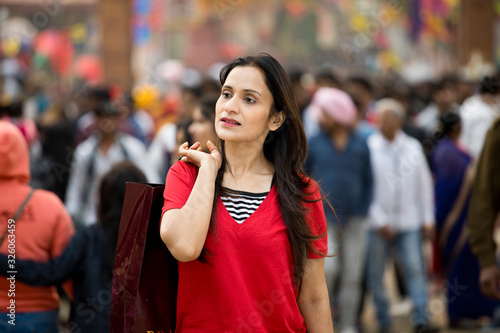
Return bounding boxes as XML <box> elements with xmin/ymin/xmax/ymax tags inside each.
<box><xmin>0</xmin><ymin>120</ymin><xmax>74</xmax><ymax>332</ymax></box>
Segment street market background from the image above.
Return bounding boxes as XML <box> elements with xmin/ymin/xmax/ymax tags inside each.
<box><xmin>0</xmin><ymin>0</ymin><xmax>498</xmax><ymax>97</ymax></box>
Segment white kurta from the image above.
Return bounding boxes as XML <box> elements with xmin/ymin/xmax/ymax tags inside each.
<box><xmin>459</xmin><ymin>94</ymin><xmax>500</xmax><ymax>158</ymax></box>
<box><xmin>367</xmin><ymin>131</ymin><xmax>435</xmax><ymax>231</ymax></box>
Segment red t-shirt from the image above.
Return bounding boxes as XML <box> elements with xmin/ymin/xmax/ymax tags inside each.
<box><xmin>162</xmin><ymin>161</ymin><xmax>327</xmax><ymax>332</ymax></box>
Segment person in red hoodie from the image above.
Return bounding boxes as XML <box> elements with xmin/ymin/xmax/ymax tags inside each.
<box><xmin>0</xmin><ymin>120</ymin><xmax>74</xmax><ymax>332</ymax></box>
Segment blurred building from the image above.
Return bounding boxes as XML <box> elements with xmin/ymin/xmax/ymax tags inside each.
<box><xmin>0</xmin><ymin>0</ymin><xmax>499</xmax><ymax>93</ymax></box>
<box><xmin>0</xmin><ymin>0</ymin><xmax>101</xmax><ymax>95</ymax></box>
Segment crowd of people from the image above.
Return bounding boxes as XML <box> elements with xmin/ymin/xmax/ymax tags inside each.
<box><xmin>1</xmin><ymin>57</ymin><xmax>500</xmax><ymax>332</ymax></box>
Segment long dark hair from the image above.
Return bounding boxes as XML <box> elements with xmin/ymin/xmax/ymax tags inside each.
<box><xmin>98</xmin><ymin>162</ymin><xmax>147</xmax><ymax>281</ymax></box>
<box><xmin>211</xmin><ymin>54</ymin><xmax>327</xmax><ymax>289</ymax></box>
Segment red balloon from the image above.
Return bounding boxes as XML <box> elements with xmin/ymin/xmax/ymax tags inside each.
<box><xmin>34</xmin><ymin>29</ymin><xmax>74</xmax><ymax>77</ymax></box>
<box><xmin>34</xmin><ymin>30</ymin><xmax>59</xmax><ymax>57</ymax></box>
<box><xmin>74</xmin><ymin>55</ymin><xmax>104</xmax><ymax>83</ymax></box>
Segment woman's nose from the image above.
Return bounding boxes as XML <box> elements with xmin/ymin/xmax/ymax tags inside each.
<box><xmin>224</xmin><ymin>97</ymin><xmax>239</xmax><ymax>113</ymax></box>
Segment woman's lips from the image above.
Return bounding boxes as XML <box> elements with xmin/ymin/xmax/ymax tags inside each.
<box><xmin>221</xmin><ymin>117</ymin><xmax>240</xmax><ymax>127</ymax></box>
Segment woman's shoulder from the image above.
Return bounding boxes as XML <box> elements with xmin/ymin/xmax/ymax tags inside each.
<box><xmin>165</xmin><ymin>161</ymin><xmax>199</xmax><ymax>187</ymax></box>
<box><xmin>169</xmin><ymin>160</ymin><xmax>199</xmax><ymax>176</ymax></box>
<box><xmin>433</xmin><ymin>139</ymin><xmax>470</xmax><ymax>162</ymax></box>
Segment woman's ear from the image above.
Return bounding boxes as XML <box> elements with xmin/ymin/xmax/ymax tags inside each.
<box><xmin>268</xmin><ymin>111</ymin><xmax>285</xmax><ymax>131</ymax></box>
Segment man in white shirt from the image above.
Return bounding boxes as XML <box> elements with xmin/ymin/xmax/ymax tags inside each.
<box><xmin>66</xmin><ymin>101</ymin><xmax>160</xmax><ymax>227</ymax></box>
<box><xmin>459</xmin><ymin>76</ymin><xmax>500</xmax><ymax>159</ymax></box>
<box><xmin>366</xmin><ymin>99</ymin><xmax>438</xmax><ymax>333</ymax></box>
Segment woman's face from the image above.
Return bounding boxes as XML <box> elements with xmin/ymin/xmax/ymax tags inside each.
<box><xmin>188</xmin><ymin>107</ymin><xmax>217</xmax><ymax>152</ymax></box>
<box><xmin>215</xmin><ymin>66</ymin><xmax>281</xmax><ymax>144</ymax></box>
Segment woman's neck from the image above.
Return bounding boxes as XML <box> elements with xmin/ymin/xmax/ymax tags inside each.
<box><xmin>447</xmin><ymin>131</ymin><xmax>460</xmax><ymax>142</ymax></box>
<box><xmin>223</xmin><ymin>141</ymin><xmax>274</xmax><ymax>179</ymax></box>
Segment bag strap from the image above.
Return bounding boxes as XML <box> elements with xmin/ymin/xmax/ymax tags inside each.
<box><xmin>0</xmin><ymin>188</ymin><xmax>35</xmax><ymax>247</ymax></box>
<box><xmin>117</xmin><ymin>135</ymin><xmax>130</xmax><ymax>161</ymax></box>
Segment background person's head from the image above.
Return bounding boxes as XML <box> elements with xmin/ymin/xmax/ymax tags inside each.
<box><xmin>0</xmin><ymin>98</ymin><xmax>23</xmax><ymax>119</ymax></box>
<box><xmin>375</xmin><ymin>98</ymin><xmax>405</xmax><ymax>141</ymax></box>
<box><xmin>188</xmin><ymin>97</ymin><xmax>218</xmax><ymax>152</ymax></box>
<box><xmin>199</xmin><ymin>77</ymin><xmax>222</xmax><ymax>100</ymax></box>
<box><xmin>0</xmin><ymin>96</ymin><xmax>12</xmax><ymax>119</ymax></box>
<box><xmin>287</xmin><ymin>67</ymin><xmax>312</xmax><ymax>114</ymax></box>
<box><xmin>437</xmin><ymin>112</ymin><xmax>462</xmax><ymax>141</ymax></box>
<box><xmin>477</xmin><ymin>75</ymin><xmax>500</xmax><ymax>104</ymax></box>
<box><xmin>94</xmin><ymin>101</ymin><xmax>122</xmax><ymax>139</ymax></box>
<box><xmin>0</xmin><ymin>120</ymin><xmax>30</xmax><ymax>184</ymax></box>
<box><xmin>309</xmin><ymin>87</ymin><xmax>357</xmax><ymax>134</ymax></box>
<box><xmin>456</xmin><ymin>76</ymin><xmax>474</xmax><ymax>105</ymax></box>
<box><xmin>383</xmin><ymin>83</ymin><xmax>411</xmax><ymax>118</ymax></box>
<box><xmin>98</xmin><ymin>161</ymin><xmax>147</xmax><ymax>280</ymax></box>
<box><xmin>478</xmin><ymin>75</ymin><xmax>500</xmax><ymax>94</ymax></box>
<box><xmin>315</xmin><ymin>68</ymin><xmax>340</xmax><ymax>89</ymax></box>
<box><xmin>115</xmin><ymin>93</ymin><xmax>135</xmax><ymax>118</ymax></box>
<box><xmin>179</xmin><ymin>85</ymin><xmax>201</xmax><ymax>121</ymax></box>
<box><xmin>87</xmin><ymin>85</ymin><xmax>111</xmax><ymax>113</ymax></box>
<box><xmin>345</xmin><ymin>76</ymin><xmax>374</xmax><ymax>114</ymax></box>
<box><xmin>431</xmin><ymin>76</ymin><xmax>457</xmax><ymax>113</ymax></box>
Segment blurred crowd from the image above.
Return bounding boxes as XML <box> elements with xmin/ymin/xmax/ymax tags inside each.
<box><xmin>1</xmin><ymin>62</ymin><xmax>500</xmax><ymax>332</ymax></box>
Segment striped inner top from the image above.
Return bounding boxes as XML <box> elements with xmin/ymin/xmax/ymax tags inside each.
<box><xmin>220</xmin><ymin>189</ymin><xmax>269</xmax><ymax>224</ymax></box>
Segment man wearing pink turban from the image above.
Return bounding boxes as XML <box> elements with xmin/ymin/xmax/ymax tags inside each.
<box><xmin>305</xmin><ymin>88</ymin><xmax>373</xmax><ymax>333</ymax></box>
<box><xmin>308</xmin><ymin>87</ymin><xmax>358</xmax><ymax>127</ymax></box>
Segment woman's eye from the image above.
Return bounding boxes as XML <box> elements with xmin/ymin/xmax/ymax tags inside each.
<box><xmin>222</xmin><ymin>92</ymin><xmax>232</xmax><ymax>98</ymax></box>
<box><xmin>245</xmin><ymin>97</ymin><xmax>256</xmax><ymax>103</ymax></box>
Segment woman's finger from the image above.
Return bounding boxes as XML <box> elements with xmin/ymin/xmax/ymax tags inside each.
<box><xmin>207</xmin><ymin>140</ymin><xmax>222</xmax><ymax>169</ymax></box>
<box><xmin>178</xmin><ymin>142</ymin><xmax>189</xmax><ymax>154</ymax></box>
<box><xmin>207</xmin><ymin>140</ymin><xmax>218</xmax><ymax>152</ymax></box>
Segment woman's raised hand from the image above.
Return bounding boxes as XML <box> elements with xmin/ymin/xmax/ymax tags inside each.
<box><xmin>178</xmin><ymin>140</ymin><xmax>222</xmax><ymax>172</ymax></box>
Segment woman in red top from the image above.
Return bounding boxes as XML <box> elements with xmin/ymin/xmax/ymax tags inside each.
<box><xmin>160</xmin><ymin>54</ymin><xmax>332</xmax><ymax>332</ymax></box>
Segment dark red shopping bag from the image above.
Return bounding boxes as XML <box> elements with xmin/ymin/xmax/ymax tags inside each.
<box><xmin>110</xmin><ymin>182</ymin><xmax>178</xmax><ymax>333</ymax></box>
